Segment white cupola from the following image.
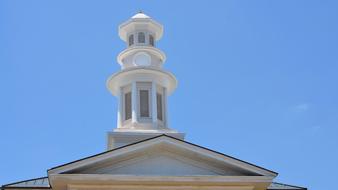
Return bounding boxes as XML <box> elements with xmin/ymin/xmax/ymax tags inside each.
<box><xmin>106</xmin><ymin>12</ymin><xmax>185</xmax><ymax>149</ymax></box>
<box><xmin>117</xmin><ymin>11</ymin><xmax>165</xmax><ymax>70</ymax></box>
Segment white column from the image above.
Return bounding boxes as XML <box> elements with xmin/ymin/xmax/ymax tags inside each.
<box><xmin>163</xmin><ymin>87</ymin><xmax>168</xmax><ymax>128</ymax></box>
<box><xmin>151</xmin><ymin>81</ymin><xmax>158</xmax><ymax>128</ymax></box>
<box><xmin>117</xmin><ymin>87</ymin><xmax>123</xmax><ymax>128</ymax></box>
<box><xmin>131</xmin><ymin>81</ymin><xmax>137</xmax><ymax>125</ymax></box>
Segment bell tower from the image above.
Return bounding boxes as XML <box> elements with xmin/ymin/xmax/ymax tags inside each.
<box><xmin>106</xmin><ymin>12</ymin><xmax>185</xmax><ymax>149</ymax></box>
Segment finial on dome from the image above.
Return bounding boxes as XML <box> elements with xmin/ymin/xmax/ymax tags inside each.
<box><xmin>131</xmin><ymin>11</ymin><xmax>150</xmax><ymax>19</ymax></box>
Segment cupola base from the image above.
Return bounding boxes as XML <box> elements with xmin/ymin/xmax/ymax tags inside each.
<box><xmin>107</xmin><ymin>130</ymin><xmax>185</xmax><ymax>150</ymax></box>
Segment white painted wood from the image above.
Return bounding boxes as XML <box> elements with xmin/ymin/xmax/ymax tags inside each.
<box><xmin>50</xmin><ymin>174</ymin><xmax>272</xmax><ymax>190</ymax></box>
<box><xmin>151</xmin><ymin>81</ymin><xmax>158</xmax><ymax>127</ymax></box>
<box><xmin>68</xmin><ymin>184</ymin><xmax>254</xmax><ymax>190</ymax></box>
<box><xmin>117</xmin><ymin>87</ymin><xmax>122</xmax><ymax>128</ymax></box>
<box><xmin>163</xmin><ymin>87</ymin><xmax>168</xmax><ymax>128</ymax></box>
<box><xmin>131</xmin><ymin>81</ymin><xmax>137</xmax><ymax>124</ymax></box>
<box><xmin>105</xmin><ymin>12</ymin><xmax>184</xmax><ymax>148</ymax></box>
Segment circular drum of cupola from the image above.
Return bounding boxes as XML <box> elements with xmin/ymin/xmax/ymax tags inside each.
<box><xmin>117</xmin><ymin>46</ymin><xmax>166</xmax><ymax>68</ymax></box>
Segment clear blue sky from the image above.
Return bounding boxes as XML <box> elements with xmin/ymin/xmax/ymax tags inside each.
<box><xmin>1</xmin><ymin>1</ymin><xmax>337</xmax><ymax>189</ymax></box>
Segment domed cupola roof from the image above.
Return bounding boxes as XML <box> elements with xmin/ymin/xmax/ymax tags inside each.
<box><xmin>119</xmin><ymin>11</ymin><xmax>163</xmax><ymax>41</ymax></box>
<box><xmin>131</xmin><ymin>11</ymin><xmax>151</xmax><ymax>19</ymax></box>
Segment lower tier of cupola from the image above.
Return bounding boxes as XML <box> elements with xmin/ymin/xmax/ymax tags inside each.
<box><xmin>115</xmin><ymin>80</ymin><xmax>169</xmax><ymax>130</ymax></box>
<box><xmin>107</xmin><ymin>67</ymin><xmax>177</xmax><ymax>130</ymax></box>
<box><xmin>106</xmin><ymin>67</ymin><xmax>183</xmax><ymax>149</ymax></box>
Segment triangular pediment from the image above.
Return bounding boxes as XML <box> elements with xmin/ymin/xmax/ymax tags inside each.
<box><xmin>76</xmin><ymin>152</ymin><xmax>225</xmax><ymax>175</ymax></box>
<box><xmin>67</xmin><ymin>151</ymin><xmax>249</xmax><ymax>176</ymax></box>
<box><xmin>48</xmin><ymin>135</ymin><xmax>277</xmax><ymax>177</ymax></box>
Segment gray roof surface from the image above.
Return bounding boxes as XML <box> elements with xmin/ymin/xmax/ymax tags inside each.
<box><xmin>2</xmin><ymin>177</ymin><xmax>306</xmax><ymax>190</ymax></box>
<box><xmin>268</xmin><ymin>182</ymin><xmax>307</xmax><ymax>190</ymax></box>
<box><xmin>2</xmin><ymin>177</ymin><xmax>50</xmax><ymax>189</ymax></box>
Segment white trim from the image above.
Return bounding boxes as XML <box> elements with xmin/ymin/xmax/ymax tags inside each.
<box><xmin>156</xmin><ymin>86</ymin><xmax>165</xmax><ymax>127</ymax></box>
<box><xmin>161</xmin><ymin>138</ymin><xmax>277</xmax><ymax>177</ymax></box>
<box><xmin>68</xmin><ymin>184</ymin><xmax>254</xmax><ymax>190</ymax></box>
<box><xmin>49</xmin><ymin>174</ymin><xmax>273</xmax><ymax>190</ymax></box>
<box><xmin>121</xmin><ymin>85</ymin><xmax>132</xmax><ymax>123</ymax></box>
<box><xmin>163</xmin><ymin>87</ymin><xmax>168</xmax><ymax>128</ymax></box>
<box><xmin>118</xmin><ymin>17</ymin><xmax>163</xmax><ymax>41</ymax></box>
<box><xmin>137</xmin><ymin>82</ymin><xmax>152</xmax><ymax>120</ymax></box>
<box><xmin>117</xmin><ymin>46</ymin><xmax>166</xmax><ymax>65</ymax></box>
<box><xmin>151</xmin><ymin>81</ymin><xmax>158</xmax><ymax>126</ymax></box>
<box><xmin>107</xmin><ymin>67</ymin><xmax>177</xmax><ymax>96</ymax></box>
<box><xmin>117</xmin><ymin>87</ymin><xmax>122</xmax><ymax>128</ymax></box>
<box><xmin>131</xmin><ymin>81</ymin><xmax>137</xmax><ymax>124</ymax></box>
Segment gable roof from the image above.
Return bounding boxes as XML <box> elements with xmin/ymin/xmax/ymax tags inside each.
<box><xmin>47</xmin><ymin>134</ymin><xmax>278</xmax><ymax>176</ymax></box>
<box><xmin>1</xmin><ymin>136</ymin><xmax>306</xmax><ymax>190</ymax></box>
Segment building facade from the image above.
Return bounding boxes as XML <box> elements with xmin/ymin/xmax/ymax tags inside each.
<box><xmin>2</xmin><ymin>12</ymin><xmax>306</xmax><ymax>190</ymax></box>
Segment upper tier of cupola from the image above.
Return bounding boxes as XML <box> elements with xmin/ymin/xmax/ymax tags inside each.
<box><xmin>118</xmin><ymin>12</ymin><xmax>163</xmax><ymax>43</ymax></box>
<box><xmin>117</xmin><ymin>12</ymin><xmax>165</xmax><ymax>70</ymax></box>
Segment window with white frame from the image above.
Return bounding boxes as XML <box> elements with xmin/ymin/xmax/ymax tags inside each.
<box><xmin>149</xmin><ymin>34</ymin><xmax>154</xmax><ymax>46</ymax></box>
<box><xmin>128</xmin><ymin>34</ymin><xmax>134</xmax><ymax>46</ymax></box>
<box><xmin>124</xmin><ymin>92</ymin><xmax>132</xmax><ymax>120</ymax></box>
<box><xmin>122</xmin><ymin>85</ymin><xmax>132</xmax><ymax>121</ymax></box>
<box><xmin>138</xmin><ymin>32</ymin><xmax>145</xmax><ymax>43</ymax></box>
<box><xmin>137</xmin><ymin>82</ymin><xmax>151</xmax><ymax>119</ymax></box>
<box><xmin>156</xmin><ymin>93</ymin><xmax>163</xmax><ymax>121</ymax></box>
<box><xmin>140</xmin><ymin>90</ymin><xmax>150</xmax><ymax>117</ymax></box>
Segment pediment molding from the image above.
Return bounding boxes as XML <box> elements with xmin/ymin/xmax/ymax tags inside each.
<box><xmin>77</xmin><ymin>151</ymin><xmax>228</xmax><ymax>175</ymax></box>
<box><xmin>68</xmin><ymin>184</ymin><xmax>254</xmax><ymax>190</ymax></box>
<box><xmin>48</xmin><ymin>135</ymin><xmax>277</xmax><ymax>177</ymax></box>
<box><xmin>49</xmin><ymin>174</ymin><xmax>274</xmax><ymax>190</ymax></box>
